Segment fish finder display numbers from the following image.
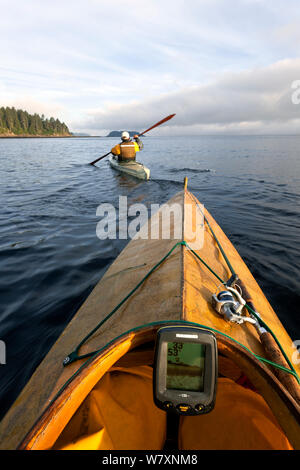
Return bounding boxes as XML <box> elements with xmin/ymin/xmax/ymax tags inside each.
<box><xmin>168</xmin><ymin>342</ymin><xmax>183</xmax><ymax>361</ymax></box>
<box><xmin>167</xmin><ymin>342</ymin><xmax>205</xmax><ymax>392</ymax></box>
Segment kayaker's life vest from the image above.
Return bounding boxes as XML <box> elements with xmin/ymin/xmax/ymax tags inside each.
<box><xmin>120</xmin><ymin>141</ymin><xmax>138</xmax><ymax>161</ymax></box>
<box><xmin>111</xmin><ymin>139</ymin><xmax>141</xmax><ymax>162</ymax></box>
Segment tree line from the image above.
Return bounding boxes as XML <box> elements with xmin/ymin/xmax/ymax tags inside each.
<box><xmin>0</xmin><ymin>107</ymin><xmax>70</xmax><ymax>136</ymax></box>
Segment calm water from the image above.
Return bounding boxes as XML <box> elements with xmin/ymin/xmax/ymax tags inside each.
<box><xmin>0</xmin><ymin>135</ymin><xmax>300</xmax><ymax>418</ymax></box>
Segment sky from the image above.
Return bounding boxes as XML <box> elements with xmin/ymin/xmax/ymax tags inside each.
<box><xmin>0</xmin><ymin>0</ymin><xmax>300</xmax><ymax>135</ymax></box>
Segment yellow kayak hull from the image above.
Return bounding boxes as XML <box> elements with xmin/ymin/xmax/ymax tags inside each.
<box><xmin>0</xmin><ymin>186</ymin><xmax>299</xmax><ymax>450</ymax></box>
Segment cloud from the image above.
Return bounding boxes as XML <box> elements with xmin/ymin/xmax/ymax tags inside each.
<box><xmin>75</xmin><ymin>58</ymin><xmax>300</xmax><ymax>135</ymax></box>
<box><xmin>1</xmin><ymin>1</ymin><xmax>300</xmax><ymax>134</ymax></box>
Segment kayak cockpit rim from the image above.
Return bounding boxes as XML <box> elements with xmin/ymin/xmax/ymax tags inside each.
<box><xmin>18</xmin><ymin>321</ymin><xmax>300</xmax><ymax>451</ymax></box>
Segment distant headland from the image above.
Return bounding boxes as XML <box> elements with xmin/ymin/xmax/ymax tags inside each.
<box><xmin>106</xmin><ymin>131</ymin><xmax>139</xmax><ymax>137</ymax></box>
<box><xmin>0</xmin><ymin>107</ymin><xmax>71</xmax><ymax>137</ymax></box>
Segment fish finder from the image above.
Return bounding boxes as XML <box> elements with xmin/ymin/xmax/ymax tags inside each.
<box><xmin>153</xmin><ymin>326</ymin><xmax>218</xmax><ymax>415</ymax></box>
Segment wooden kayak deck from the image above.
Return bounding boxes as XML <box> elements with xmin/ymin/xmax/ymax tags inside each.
<box><xmin>0</xmin><ymin>188</ymin><xmax>299</xmax><ymax>449</ymax></box>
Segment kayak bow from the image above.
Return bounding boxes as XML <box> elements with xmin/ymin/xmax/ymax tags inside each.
<box><xmin>0</xmin><ymin>181</ymin><xmax>299</xmax><ymax>450</ymax></box>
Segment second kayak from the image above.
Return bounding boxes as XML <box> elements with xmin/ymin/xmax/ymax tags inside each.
<box><xmin>109</xmin><ymin>155</ymin><xmax>150</xmax><ymax>180</ymax></box>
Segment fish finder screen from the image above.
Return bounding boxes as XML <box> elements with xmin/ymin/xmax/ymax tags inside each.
<box><xmin>166</xmin><ymin>342</ymin><xmax>205</xmax><ymax>392</ymax></box>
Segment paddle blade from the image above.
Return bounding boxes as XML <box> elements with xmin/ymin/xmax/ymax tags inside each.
<box><xmin>138</xmin><ymin>113</ymin><xmax>176</xmax><ymax>136</ymax></box>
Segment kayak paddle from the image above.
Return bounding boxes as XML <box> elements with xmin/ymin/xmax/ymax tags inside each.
<box><xmin>89</xmin><ymin>113</ymin><xmax>176</xmax><ymax>166</ymax></box>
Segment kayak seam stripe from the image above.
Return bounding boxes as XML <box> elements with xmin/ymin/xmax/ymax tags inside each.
<box><xmin>181</xmin><ymin>189</ymin><xmax>186</xmax><ymax>321</ymax></box>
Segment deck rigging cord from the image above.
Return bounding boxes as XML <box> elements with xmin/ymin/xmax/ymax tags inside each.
<box><xmin>188</xmin><ymin>191</ymin><xmax>299</xmax><ymax>381</ymax></box>
<box><xmin>63</xmin><ymin>240</ymin><xmax>299</xmax><ymax>385</ymax></box>
<box><xmin>57</xmin><ymin>317</ymin><xmax>299</xmax><ymax>415</ymax></box>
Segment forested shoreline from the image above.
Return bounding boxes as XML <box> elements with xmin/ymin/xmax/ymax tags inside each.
<box><xmin>0</xmin><ymin>107</ymin><xmax>71</xmax><ymax>136</ymax></box>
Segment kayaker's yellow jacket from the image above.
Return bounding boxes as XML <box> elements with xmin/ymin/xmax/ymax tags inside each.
<box><xmin>111</xmin><ymin>137</ymin><xmax>143</xmax><ymax>161</ymax></box>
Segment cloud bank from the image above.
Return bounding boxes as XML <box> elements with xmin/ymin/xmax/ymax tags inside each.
<box><xmin>77</xmin><ymin>59</ymin><xmax>300</xmax><ymax>135</ymax></box>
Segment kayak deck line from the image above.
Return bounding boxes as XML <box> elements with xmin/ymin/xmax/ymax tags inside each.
<box><xmin>52</xmin><ymin>320</ymin><xmax>300</xmax><ymax>411</ymax></box>
<box><xmin>63</xmin><ymin>236</ymin><xmax>299</xmax><ymax>386</ymax></box>
<box><xmin>186</xmin><ymin>189</ymin><xmax>298</xmax><ymax>387</ymax></box>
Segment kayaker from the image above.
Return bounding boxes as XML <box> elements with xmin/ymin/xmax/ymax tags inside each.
<box><xmin>111</xmin><ymin>131</ymin><xmax>143</xmax><ymax>162</ymax></box>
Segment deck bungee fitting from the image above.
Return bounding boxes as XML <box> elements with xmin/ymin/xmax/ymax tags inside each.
<box><xmin>0</xmin><ymin>179</ymin><xmax>299</xmax><ymax>450</ymax></box>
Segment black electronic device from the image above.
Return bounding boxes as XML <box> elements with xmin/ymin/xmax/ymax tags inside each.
<box><xmin>153</xmin><ymin>326</ymin><xmax>218</xmax><ymax>415</ymax></box>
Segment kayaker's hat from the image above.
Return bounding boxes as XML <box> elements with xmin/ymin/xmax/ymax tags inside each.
<box><xmin>121</xmin><ymin>131</ymin><xmax>130</xmax><ymax>141</ymax></box>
